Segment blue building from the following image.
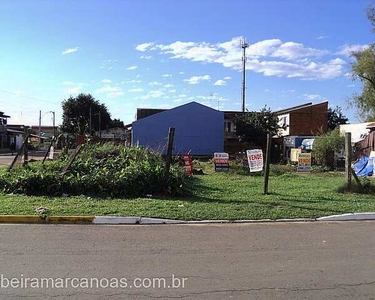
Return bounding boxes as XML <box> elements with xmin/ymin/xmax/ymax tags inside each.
<box><xmin>132</xmin><ymin>102</ymin><xmax>224</xmax><ymax>155</ymax></box>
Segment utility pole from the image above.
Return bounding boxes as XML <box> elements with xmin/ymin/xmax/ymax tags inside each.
<box><xmin>50</xmin><ymin>111</ymin><xmax>55</xmax><ymax>138</ymax></box>
<box><xmin>38</xmin><ymin>110</ymin><xmax>42</xmax><ymax>149</ymax></box>
<box><xmin>241</xmin><ymin>38</ymin><xmax>249</xmax><ymax>113</ymax></box>
<box><xmin>89</xmin><ymin>107</ymin><xmax>92</xmax><ymax>136</ymax></box>
<box><xmin>99</xmin><ymin>110</ymin><xmax>101</xmax><ymax>139</ymax></box>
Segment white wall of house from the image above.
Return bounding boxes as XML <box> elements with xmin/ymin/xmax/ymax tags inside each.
<box><xmin>15</xmin><ymin>135</ymin><xmax>24</xmax><ymax>150</ymax></box>
<box><xmin>340</xmin><ymin>122</ymin><xmax>373</xmax><ymax>143</ymax></box>
<box><xmin>277</xmin><ymin>113</ymin><xmax>290</xmax><ymax>136</ymax></box>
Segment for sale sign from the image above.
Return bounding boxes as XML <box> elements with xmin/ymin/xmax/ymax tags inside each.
<box><xmin>297</xmin><ymin>153</ymin><xmax>311</xmax><ymax>173</ymax></box>
<box><xmin>182</xmin><ymin>154</ymin><xmax>193</xmax><ymax>176</ymax></box>
<box><xmin>214</xmin><ymin>152</ymin><xmax>229</xmax><ymax>172</ymax></box>
<box><xmin>247</xmin><ymin>149</ymin><xmax>263</xmax><ymax>172</ymax></box>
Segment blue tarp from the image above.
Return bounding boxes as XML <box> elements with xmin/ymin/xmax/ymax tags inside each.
<box><xmin>353</xmin><ymin>156</ymin><xmax>374</xmax><ymax>177</ymax></box>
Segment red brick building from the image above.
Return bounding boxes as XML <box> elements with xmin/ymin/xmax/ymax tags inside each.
<box><xmin>275</xmin><ymin>101</ymin><xmax>328</xmax><ymax>136</ymax></box>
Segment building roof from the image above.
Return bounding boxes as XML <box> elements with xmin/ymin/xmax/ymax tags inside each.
<box><xmin>273</xmin><ymin>103</ymin><xmax>313</xmax><ymax>115</ymax></box>
<box><xmin>0</xmin><ymin>111</ymin><xmax>10</xmax><ymax>118</ymax></box>
<box><xmin>274</xmin><ymin>101</ymin><xmax>328</xmax><ymax>115</ymax></box>
<box><xmin>135</xmin><ymin>102</ymin><xmax>222</xmax><ymax>121</ymax></box>
<box><xmin>136</xmin><ymin>108</ymin><xmax>167</xmax><ymax>120</ymax></box>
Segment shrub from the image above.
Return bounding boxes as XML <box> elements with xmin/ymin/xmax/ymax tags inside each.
<box><xmin>313</xmin><ymin>129</ymin><xmax>345</xmax><ymax>169</ymax></box>
<box><xmin>0</xmin><ymin>143</ymin><xmax>187</xmax><ymax>198</ymax></box>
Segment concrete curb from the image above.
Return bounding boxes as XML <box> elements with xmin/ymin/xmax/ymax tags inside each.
<box><xmin>0</xmin><ymin>215</ymin><xmax>95</xmax><ymax>224</ymax></box>
<box><xmin>0</xmin><ymin>213</ymin><xmax>374</xmax><ymax>224</ymax></box>
<box><xmin>316</xmin><ymin>213</ymin><xmax>375</xmax><ymax>221</ymax></box>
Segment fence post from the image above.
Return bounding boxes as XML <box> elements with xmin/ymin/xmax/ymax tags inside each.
<box><xmin>263</xmin><ymin>133</ymin><xmax>272</xmax><ymax>195</ymax></box>
<box><xmin>164</xmin><ymin>127</ymin><xmax>175</xmax><ymax>183</ymax></box>
<box><xmin>345</xmin><ymin>132</ymin><xmax>352</xmax><ymax>190</ymax></box>
<box><xmin>42</xmin><ymin>136</ymin><xmax>56</xmax><ymax>164</ymax></box>
<box><xmin>23</xmin><ymin>134</ymin><xmax>29</xmax><ymax>166</ymax></box>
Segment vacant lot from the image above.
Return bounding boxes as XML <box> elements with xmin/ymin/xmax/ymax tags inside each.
<box><xmin>0</xmin><ymin>166</ymin><xmax>374</xmax><ymax>220</ymax></box>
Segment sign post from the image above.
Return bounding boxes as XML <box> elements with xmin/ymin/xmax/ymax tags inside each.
<box><xmin>182</xmin><ymin>154</ymin><xmax>193</xmax><ymax>176</ymax></box>
<box><xmin>297</xmin><ymin>153</ymin><xmax>312</xmax><ymax>173</ymax></box>
<box><xmin>263</xmin><ymin>133</ymin><xmax>272</xmax><ymax>195</ymax></box>
<box><xmin>214</xmin><ymin>152</ymin><xmax>229</xmax><ymax>172</ymax></box>
<box><xmin>247</xmin><ymin>149</ymin><xmax>263</xmax><ymax>172</ymax></box>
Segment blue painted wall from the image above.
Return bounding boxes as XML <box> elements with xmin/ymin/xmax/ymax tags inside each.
<box><xmin>132</xmin><ymin>102</ymin><xmax>224</xmax><ymax>155</ymax></box>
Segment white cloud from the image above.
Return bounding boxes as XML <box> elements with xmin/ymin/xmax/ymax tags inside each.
<box><xmin>183</xmin><ymin>75</ymin><xmax>211</xmax><ymax>84</ymax></box>
<box><xmin>135</xmin><ymin>43</ymin><xmax>154</xmax><ymax>52</ymax></box>
<box><xmin>140</xmin><ymin>90</ymin><xmax>165</xmax><ymax>99</ymax></box>
<box><xmin>304</xmin><ymin>94</ymin><xmax>321</xmax><ymax>100</ymax></box>
<box><xmin>169</xmin><ymin>89</ymin><xmax>176</xmax><ymax>93</ymax></box>
<box><xmin>95</xmin><ymin>84</ymin><xmax>124</xmax><ymax>98</ymax></box>
<box><xmin>245</xmin><ymin>57</ymin><xmax>345</xmax><ymax>80</ymax></box>
<box><xmin>179</xmin><ymin>94</ymin><xmax>188</xmax><ymax>98</ymax></box>
<box><xmin>129</xmin><ymin>88</ymin><xmax>143</xmax><ymax>93</ymax></box>
<box><xmin>223</xmin><ymin>76</ymin><xmax>231</xmax><ymax>80</ymax></box>
<box><xmin>247</xmin><ymin>39</ymin><xmax>282</xmax><ymax>57</ymax></box>
<box><xmin>271</xmin><ymin>42</ymin><xmax>328</xmax><ymax>60</ymax></box>
<box><xmin>158</xmin><ymin>103</ymin><xmax>171</xmax><ymax>109</ymax></box>
<box><xmin>156</xmin><ymin>41</ymin><xmax>221</xmax><ymax>62</ymax></box>
<box><xmin>62</xmin><ymin>82</ymin><xmax>83</xmax><ymax>94</ymax></box>
<box><xmin>337</xmin><ymin>44</ymin><xmax>370</xmax><ymax>57</ymax></box>
<box><xmin>126</xmin><ymin>79</ymin><xmax>142</xmax><ymax>84</ymax></box>
<box><xmin>164</xmin><ymin>84</ymin><xmax>174</xmax><ymax>88</ymax></box>
<box><xmin>162</xmin><ymin>74</ymin><xmax>173</xmax><ymax>77</ymax></box>
<box><xmin>149</xmin><ymin>81</ymin><xmax>163</xmax><ymax>86</ymax></box>
<box><xmin>108</xmin><ymin>91</ymin><xmax>124</xmax><ymax>98</ymax></box>
<box><xmin>62</xmin><ymin>47</ymin><xmax>79</xmax><ymax>55</ymax></box>
<box><xmin>101</xmin><ymin>79</ymin><xmax>111</xmax><ymax>83</ymax></box>
<box><xmin>178</xmin><ymin>71</ymin><xmax>185</xmax><ymax>75</ymax></box>
<box><xmin>127</xmin><ymin>66</ymin><xmax>138</xmax><ymax>70</ymax></box>
<box><xmin>317</xmin><ymin>35</ymin><xmax>329</xmax><ymax>40</ymax></box>
<box><xmin>140</xmin><ymin>55</ymin><xmax>153</xmax><ymax>60</ymax></box>
<box><xmin>214</xmin><ymin>79</ymin><xmax>227</xmax><ymax>86</ymax></box>
<box><xmin>140</xmin><ymin>36</ymin><xmax>346</xmax><ymax>80</ymax></box>
<box><xmin>64</xmin><ymin>86</ymin><xmax>82</xmax><ymax>94</ymax></box>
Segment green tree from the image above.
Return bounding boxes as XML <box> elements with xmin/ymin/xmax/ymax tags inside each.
<box><xmin>350</xmin><ymin>2</ymin><xmax>375</xmax><ymax>121</ymax></box>
<box><xmin>327</xmin><ymin>106</ymin><xmax>348</xmax><ymax>131</ymax></box>
<box><xmin>313</xmin><ymin>128</ymin><xmax>345</xmax><ymax>169</ymax></box>
<box><xmin>110</xmin><ymin>118</ymin><xmax>125</xmax><ymax>128</ymax></box>
<box><xmin>61</xmin><ymin>93</ymin><xmax>112</xmax><ymax>135</ymax></box>
<box><xmin>235</xmin><ymin>106</ymin><xmax>283</xmax><ymax>142</ymax></box>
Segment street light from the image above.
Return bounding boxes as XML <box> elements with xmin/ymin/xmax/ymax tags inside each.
<box><xmin>38</xmin><ymin>110</ymin><xmax>56</xmax><ymax>149</ymax></box>
<box><xmin>89</xmin><ymin>108</ymin><xmax>101</xmax><ymax>138</ymax></box>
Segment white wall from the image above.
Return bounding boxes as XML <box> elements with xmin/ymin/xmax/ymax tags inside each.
<box><xmin>277</xmin><ymin>113</ymin><xmax>290</xmax><ymax>136</ymax></box>
<box><xmin>340</xmin><ymin>122</ymin><xmax>373</xmax><ymax>143</ymax></box>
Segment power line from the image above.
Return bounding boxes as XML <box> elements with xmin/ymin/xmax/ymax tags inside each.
<box><xmin>0</xmin><ymin>89</ymin><xmax>59</xmax><ymax>105</ymax></box>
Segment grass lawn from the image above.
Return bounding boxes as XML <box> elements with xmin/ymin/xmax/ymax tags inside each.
<box><xmin>0</xmin><ymin>164</ymin><xmax>374</xmax><ymax>220</ymax></box>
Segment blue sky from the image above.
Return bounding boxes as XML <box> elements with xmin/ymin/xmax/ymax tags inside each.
<box><xmin>0</xmin><ymin>0</ymin><xmax>373</xmax><ymax>126</ymax></box>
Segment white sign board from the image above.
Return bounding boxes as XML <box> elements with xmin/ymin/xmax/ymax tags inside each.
<box><xmin>214</xmin><ymin>152</ymin><xmax>229</xmax><ymax>172</ymax></box>
<box><xmin>247</xmin><ymin>149</ymin><xmax>263</xmax><ymax>172</ymax></box>
<box><xmin>49</xmin><ymin>146</ymin><xmax>54</xmax><ymax>159</ymax></box>
<box><xmin>297</xmin><ymin>153</ymin><xmax>311</xmax><ymax>173</ymax></box>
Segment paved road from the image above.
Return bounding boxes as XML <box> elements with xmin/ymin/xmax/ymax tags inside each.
<box><xmin>0</xmin><ymin>222</ymin><xmax>375</xmax><ymax>299</ymax></box>
<box><xmin>0</xmin><ymin>151</ymin><xmax>53</xmax><ymax>168</ymax></box>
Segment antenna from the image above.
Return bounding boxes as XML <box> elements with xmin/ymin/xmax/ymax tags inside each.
<box><xmin>241</xmin><ymin>38</ymin><xmax>249</xmax><ymax>112</ymax></box>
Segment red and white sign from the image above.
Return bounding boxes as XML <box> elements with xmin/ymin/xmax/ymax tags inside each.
<box><xmin>182</xmin><ymin>154</ymin><xmax>193</xmax><ymax>176</ymax></box>
<box><xmin>214</xmin><ymin>152</ymin><xmax>229</xmax><ymax>172</ymax></box>
<box><xmin>246</xmin><ymin>149</ymin><xmax>263</xmax><ymax>172</ymax></box>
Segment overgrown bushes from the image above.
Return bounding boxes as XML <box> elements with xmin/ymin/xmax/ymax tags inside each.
<box><xmin>0</xmin><ymin>143</ymin><xmax>187</xmax><ymax>197</ymax></box>
<box><xmin>313</xmin><ymin>129</ymin><xmax>345</xmax><ymax>169</ymax></box>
